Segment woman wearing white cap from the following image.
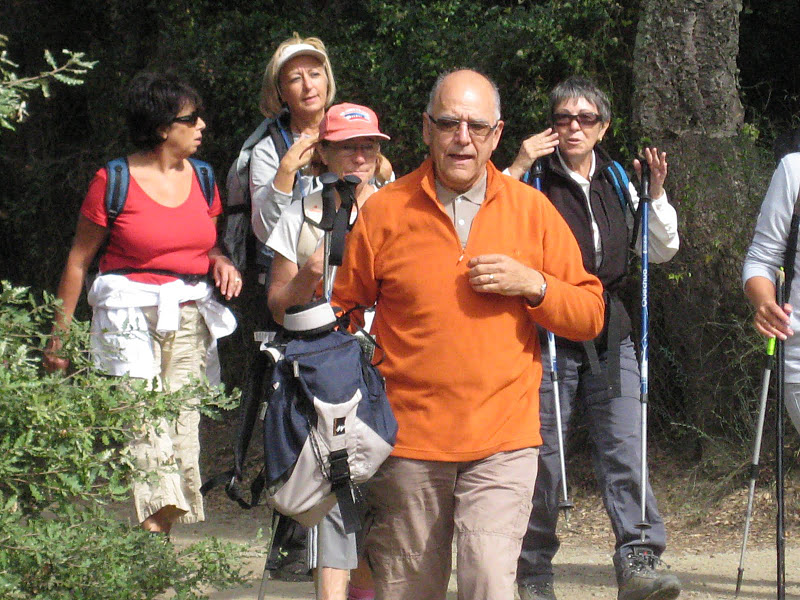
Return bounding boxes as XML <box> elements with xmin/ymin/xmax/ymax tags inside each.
<box><xmin>266</xmin><ymin>102</ymin><xmax>390</xmax><ymax>600</ymax></box>
<box><xmin>246</xmin><ymin>35</ymin><xmax>334</xmax><ymax>585</ymax></box>
<box><xmin>250</xmin><ymin>34</ymin><xmax>336</xmax><ymax>245</ymax></box>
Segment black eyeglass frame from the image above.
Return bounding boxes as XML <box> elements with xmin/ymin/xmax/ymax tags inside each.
<box><xmin>425</xmin><ymin>113</ymin><xmax>499</xmax><ymax>137</ymax></box>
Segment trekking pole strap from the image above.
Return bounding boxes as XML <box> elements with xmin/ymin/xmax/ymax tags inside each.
<box><xmin>199</xmin><ymin>470</ymin><xmax>254</xmax><ymax>510</ymax></box>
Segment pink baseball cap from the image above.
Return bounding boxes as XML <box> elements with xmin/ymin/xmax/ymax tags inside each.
<box><xmin>319</xmin><ymin>103</ymin><xmax>390</xmax><ymax>142</ymax></box>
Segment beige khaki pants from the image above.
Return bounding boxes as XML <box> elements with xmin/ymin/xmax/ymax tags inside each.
<box><xmin>129</xmin><ymin>303</ymin><xmax>211</xmax><ymax>525</ymax></box>
<box><xmin>365</xmin><ymin>448</ymin><xmax>539</xmax><ymax>600</ymax></box>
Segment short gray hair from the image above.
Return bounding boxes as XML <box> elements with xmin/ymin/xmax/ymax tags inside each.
<box><xmin>425</xmin><ymin>68</ymin><xmax>502</xmax><ymax>122</ymax></box>
<box><xmin>549</xmin><ymin>76</ymin><xmax>611</xmax><ymax>123</ymax></box>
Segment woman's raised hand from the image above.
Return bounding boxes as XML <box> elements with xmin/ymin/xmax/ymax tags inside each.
<box><xmin>507</xmin><ymin>128</ymin><xmax>560</xmax><ymax>180</ymax></box>
<box><xmin>280</xmin><ymin>133</ymin><xmax>319</xmax><ymax>175</ymax></box>
<box><xmin>633</xmin><ymin>147</ymin><xmax>668</xmax><ymax>199</ymax></box>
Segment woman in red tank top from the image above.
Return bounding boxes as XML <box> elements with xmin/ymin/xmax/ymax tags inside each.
<box><xmin>44</xmin><ymin>72</ymin><xmax>240</xmax><ymax>536</ymax></box>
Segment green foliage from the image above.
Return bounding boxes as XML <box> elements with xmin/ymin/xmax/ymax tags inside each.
<box><xmin>0</xmin><ymin>282</ymin><xmax>244</xmax><ymax>598</ymax></box>
<box><xmin>0</xmin><ymin>33</ymin><xmax>96</xmax><ymax>131</ymax></box>
<box><xmin>0</xmin><ymin>507</ymin><xmax>244</xmax><ymax>600</ymax></box>
<box><xmin>158</xmin><ymin>0</ymin><xmax>634</xmax><ymax>173</ymax></box>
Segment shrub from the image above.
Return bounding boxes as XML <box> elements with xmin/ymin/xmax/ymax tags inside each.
<box><xmin>0</xmin><ymin>282</ymin><xmax>244</xmax><ymax>599</ymax></box>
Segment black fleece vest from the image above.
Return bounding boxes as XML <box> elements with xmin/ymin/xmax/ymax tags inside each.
<box><xmin>540</xmin><ymin>149</ymin><xmax>632</xmax><ymax>345</ymax></box>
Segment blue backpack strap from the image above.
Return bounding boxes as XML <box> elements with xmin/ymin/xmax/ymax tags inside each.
<box><xmin>104</xmin><ymin>157</ymin><xmax>130</xmax><ymax>229</ymax></box>
<box><xmin>604</xmin><ymin>160</ymin><xmax>634</xmax><ymax>218</ymax></box>
<box><xmin>270</xmin><ymin>109</ymin><xmax>292</xmax><ymax>158</ymax></box>
<box><xmin>188</xmin><ymin>158</ymin><xmax>215</xmax><ymax>207</ymax></box>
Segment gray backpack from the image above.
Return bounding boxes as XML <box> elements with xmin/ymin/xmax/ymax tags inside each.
<box><xmin>222</xmin><ymin>110</ymin><xmax>291</xmax><ymax>272</ymax></box>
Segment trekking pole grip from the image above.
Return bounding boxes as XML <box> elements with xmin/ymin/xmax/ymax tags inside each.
<box><xmin>639</xmin><ymin>156</ymin><xmax>651</xmax><ymax>203</ymax></box>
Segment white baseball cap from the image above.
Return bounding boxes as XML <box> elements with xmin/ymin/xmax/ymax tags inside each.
<box><xmin>276</xmin><ymin>43</ymin><xmax>328</xmax><ymax>72</ymax></box>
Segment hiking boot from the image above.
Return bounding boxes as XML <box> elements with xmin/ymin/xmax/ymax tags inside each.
<box><xmin>613</xmin><ymin>547</ymin><xmax>681</xmax><ymax>600</ymax></box>
<box><xmin>518</xmin><ymin>580</ymin><xmax>557</xmax><ymax>600</ymax></box>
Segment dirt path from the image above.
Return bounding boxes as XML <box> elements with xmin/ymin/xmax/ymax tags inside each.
<box><xmin>171</xmin><ymin>489</ymin><xmax>800</xmax><ymax>600</ymax></box>
<box><xmin>191</xmin><ymin>418</ymin><xmax>800</xmax><ymax>599</ymax></box>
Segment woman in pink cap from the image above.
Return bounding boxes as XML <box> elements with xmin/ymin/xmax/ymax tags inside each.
<box><xmin>266</xmin><ymin>102</ymin><xmax>390</xmax><ymax>600</ymax></box>
<box><xmin>267</xmin><ymin>102</ymin><xmax>390</xmax><ymax>323</ymax></box>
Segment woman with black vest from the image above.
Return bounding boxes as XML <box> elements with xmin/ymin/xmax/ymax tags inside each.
<box><xmin>505</xmin><ymin>76</ymin><xmax>680</xmax><ymax>600</ymax></box>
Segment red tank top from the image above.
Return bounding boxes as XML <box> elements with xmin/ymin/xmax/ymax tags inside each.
<box><xmin>81</xmin><ymin>166</ymin><xmax>223</xmax><ymax>285</ymax></box>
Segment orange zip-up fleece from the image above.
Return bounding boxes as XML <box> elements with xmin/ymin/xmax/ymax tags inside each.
<box><xmin>333</xmin><ymin>158</ymin><xmax>604</xmax><ymax>462</ymax></box>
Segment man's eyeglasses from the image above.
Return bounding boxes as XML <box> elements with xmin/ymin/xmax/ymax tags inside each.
<box><xmin>172</xmin><ymin>110</ymin><xmax>201</xmax><ymax>126</ymax></box>
<box><xmin>552</xmin><ymin>112</ymin><xmax>602</xmax><ymax>128</ymax></box>
<box><xmin>426</xmin><ymin>113</ymin><xmax>498</xmax><ymax>137</ymax></box>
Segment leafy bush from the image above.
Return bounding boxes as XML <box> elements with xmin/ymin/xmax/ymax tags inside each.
<box><xmin>0</xmin><ymin>282</ymin><xmax>244</xmax><ymax>599</ymax></box>
<box><xmin>0</xmin><ymin>33</ymin><xmax>95</xmax><ymax>131</ymax></box>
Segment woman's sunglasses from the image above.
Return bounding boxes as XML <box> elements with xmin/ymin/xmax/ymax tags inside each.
<box><xmin>172</xmin><ymin>110</ymin><xmax>201</xmax><ymax>126</ymax></box>
<box><xmin>552</xmin><ymin>112</ymin><xmax>602</xmax><ymax>128</ymax></box>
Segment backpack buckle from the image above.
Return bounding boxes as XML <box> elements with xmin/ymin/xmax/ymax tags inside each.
<box><xmin>328</xmin><ymin>449</ymin><xmax>351</xmax><ymax>487</ymax></box>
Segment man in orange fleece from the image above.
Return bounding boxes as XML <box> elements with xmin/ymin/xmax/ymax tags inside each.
<box><xmin>332</xmin><ymin>69</ymin><xmax>604</xmax><ymax>600</ymax></box>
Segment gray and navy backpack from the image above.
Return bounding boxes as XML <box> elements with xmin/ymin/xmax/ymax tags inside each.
<box><xmin>202</xmin><ymin>299</ymin><xmax>397</xmax><ymax>534</ymax></box>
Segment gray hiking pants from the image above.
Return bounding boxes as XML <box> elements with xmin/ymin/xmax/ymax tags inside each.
<box><xmin>516</xmin><ymin>333</ymin><xmax>667</xmax><ymax>585</ymax></box>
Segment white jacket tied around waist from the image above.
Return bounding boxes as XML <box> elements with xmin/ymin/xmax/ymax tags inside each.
<box><xmin>87</xmin><ymin>274</ymin><xmax>237</xmax><ymax>383</ymax></box>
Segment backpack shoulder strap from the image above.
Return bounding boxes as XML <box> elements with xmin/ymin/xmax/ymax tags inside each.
<box><xmin>104</xmin><ymin>157</ymin><xmax>130</xmax><ymax>229</ymax></box>
<box><xmin>603</xmin><ymin>160</ymin><xmax>641</xmax><ymax>255</ymax></box>
<box><xmin>188</xmin><ymin>157</ymin><xmax>215</xmax><ymax>207</ymax></box>
<box><xmin>267</xmin><ymin>110</ymin><xmax>292</xmax><ymax>161</ymax></box>
<box><xmin>604</xmin><ymin>160</ymin><xmax>634</xmax><ymax>218</ymax></box>
<box><xmin>783</xmin><ymin>184</ymin><xmax>800</xmax><ymax>295</ymax></box>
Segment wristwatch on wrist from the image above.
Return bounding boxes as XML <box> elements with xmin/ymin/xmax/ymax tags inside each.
<box><xmin>527</xmin><ymin>277</ymin><xmax>547</xmax><ymax>307</ymax></box>
<box><xmin>538</xmin><ymin>279</ymin><xmax>547</xmax><ymax>301</ymax></box>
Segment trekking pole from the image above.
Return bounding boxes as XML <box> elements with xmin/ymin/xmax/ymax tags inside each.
<box><xmin>320</xmin><ymin>174</ymin><xmax>360</xmax><ymax>302</ymax></box>
<box><xmin>636</xmin><ymin>158</ymin><xmax>652</xmax><ymax>543</ymax></box>
<box><xmin>734</xmin><ymin>336</ymin><xmax>776</xmax><ymax>596</ymax></box>
<box><xmin>530</xmin><ymin>158</ymin><xmax>574</xmax><ymax>521</ymax></box>
<box><xmin>325</xmin><ymin>175</ymin><xmax>360</xmax><ymax>300</ymax></box>
<box><xmin>775</xmin><ymin>268</ymin><xmax>786</xmax><ymax>600</ymax></box>
<box><xmin>257</xmin><ymin>510</ymin><xmax>283</xmax><ymax>600</ymax></box>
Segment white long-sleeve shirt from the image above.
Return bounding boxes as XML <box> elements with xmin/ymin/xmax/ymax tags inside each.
<box><xmin>743</xmin><ymin>153</ymin><xmax>800</xmax><ymax>381</ymax></box>
<box><xmin>504</xmin><ymin>153</ymin><xmax>680</xmax><ymax>266</ymax></box>
<box><xmin>88</xmin><ymin>275</ymin><xmax>237</xmax><ymax>383</ymax></box>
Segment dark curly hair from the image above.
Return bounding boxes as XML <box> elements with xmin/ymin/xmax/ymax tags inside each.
<box><xmin>126</xmin><ymin>72</ymin><xmax>203</xmax><ymax>150</ymax></box>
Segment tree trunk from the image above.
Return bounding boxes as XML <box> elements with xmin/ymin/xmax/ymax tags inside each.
<box><xmin>633</xmin><ymin>0</ymin><xmax>743</xmax><ymax>139</ymax></box>
<box><xmin>631</xmin><ymin>0</ymin><xmax>769</xmax><ymax>458</ymax></box>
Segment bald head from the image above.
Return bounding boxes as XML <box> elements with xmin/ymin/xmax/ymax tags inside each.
<box><xmin>426</xmin><ymin>69</ymin><xmax>501</xmax><ymax>121</ymax></box>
